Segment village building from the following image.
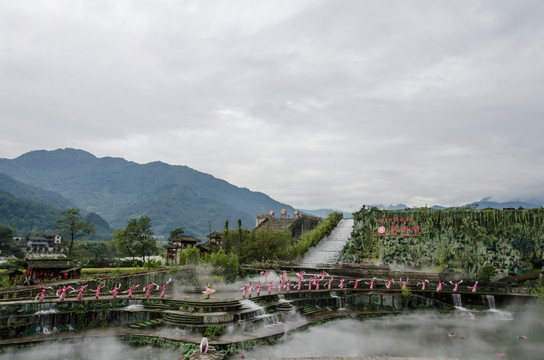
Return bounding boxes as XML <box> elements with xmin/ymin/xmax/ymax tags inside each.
<box><xmin>164</xmin><ymin>234</ymin><xmax>201</xmax><ymax>264</ymax></box>
<box><xmin>255</xmin><ymin>210</ymin><xmax>321</xmax><ymax>239</ymax></box>
<box><xmin>23</xmin><ymin>257</ymin><xmax>80</xmax><ymax>285</ymax></box>
<box><xmin>197</xmin><ymin>231</ymin><xmax>223</xmax><ymax>253</ymax></box>
<box><xmin>25</xmin><ymin>234</ymin><xmax>62</xmax><ymax>252</ymax></box>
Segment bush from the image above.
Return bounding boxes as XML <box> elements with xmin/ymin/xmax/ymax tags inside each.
<box><xmin>178</xmin><ymin>246</ymin><xmax>201</xmax><ymax>265</ymax></box>
<box><xmin>477</xmin><ymin>264</ymin><xmax>496</xmax><ymax>281</ymax></box>
<box><xmin>402</xmin><ymin>288</ymin><xmax>411</xmax><ymax>308</ymax></box>
<box><xmin>117</xmin><ymin>259</ymin><xmax>144</xmax><ymax>267</ymax></box>
<box><xmin>144</xmin><ymin>258</ymin><xmax>163</xmax><ymax>270</ymax></box>
<box><xmin>206</xmin><ymin>248</ymin><xmax>240</xmax><ymax>282</ymax></box>
<box><xmin>0</xmin><ymin>258</ymin><xmax>25</xmax><ymax>270</ymax></box>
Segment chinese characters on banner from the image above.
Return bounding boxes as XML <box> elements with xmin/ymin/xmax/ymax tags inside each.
<box><xmin>371</xmin><ymin>217</ymin><xmax>421</xmax><ymax>237</ymax></box>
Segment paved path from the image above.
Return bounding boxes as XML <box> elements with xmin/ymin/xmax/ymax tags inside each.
<box><xmin>299</xmin><ymin>218</ymin><xmax>354</xmax><ymax>268</ymax></box>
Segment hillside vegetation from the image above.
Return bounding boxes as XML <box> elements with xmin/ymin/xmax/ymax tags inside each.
<box><xmin>343</xmin><ymin>206</ymin><xmax>544</xmax><ymax>279</ymax></box>
<box><xmin>0</xmin><ymin>148</ymin><xmax>295</xmax><ymax>238</ymax></box>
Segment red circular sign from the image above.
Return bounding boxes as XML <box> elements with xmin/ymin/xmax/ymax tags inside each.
<box><xmin>377</xmin><ymin>226</ymin><xmax>386</xmax><ymax>234</ymax></box>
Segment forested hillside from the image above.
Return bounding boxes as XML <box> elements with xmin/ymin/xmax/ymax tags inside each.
<box><xmin>0</xmin><ymin>148</ymin><xmax>296</xmax><ymax>238</ymax></box>
<box><xmin>0</xmin><ymin>189</ymin><xmax>61</xmax><ymax>233</ymax></box>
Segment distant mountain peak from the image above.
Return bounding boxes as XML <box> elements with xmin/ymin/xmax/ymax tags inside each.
<box><xmin>0</xmin><ymin>148</ymin><xmax>297</xmax><ymax>239</ymax></box>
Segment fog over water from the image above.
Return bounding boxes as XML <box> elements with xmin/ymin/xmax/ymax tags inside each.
<box><xmin>0</xmin><ymin>337</ymin><xmax>179</xmax><ymax>360</ymax></box>
<box><xmin>242</xmin><ymin>311</ymin><xmax>544</xmax><ymax>359</ymax></box>
<box><xmin>1</xmin><ymin>309</ymin><xmax>543</xmax><ymax>360</ymax></box>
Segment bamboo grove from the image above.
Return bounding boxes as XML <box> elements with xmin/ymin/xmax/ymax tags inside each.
<box><xmin>342</xmin><ymin>206</ymin><xmax>544</xmax><ymax>278</ymax></box>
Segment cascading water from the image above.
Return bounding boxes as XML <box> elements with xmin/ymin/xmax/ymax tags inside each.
<box><xmin>224</xmin><ymin>299</ymin><xmax>307</xmax><ymax>336</ymax></box>
<box><xmin>124</xmin><ymin>299</ymin><xmax>144</xmax><ymax>311</ymax></box>
<box><xmin>35</xmin><ymin>302</ymin><xmax>57</xmax><ymax>314</ymax></box>
<box><xmin>451</xmin><ymin>294</ymin><xmax>462</xmax><ymax>308</ymax></box>
<box><xmin>485</xmin><ymin>295</ymin><xmax>496</xmax><ymax>309</ymax></box>
<box><xmin>331</xmin><ymin>292</ymin><xmax>346</xmax><ymax>310</ymax></box>
<box><xmin>452</xmin><ymin>294</ymin><xmax>475</xmax><ymax>319</ymax></box>
<box><xmin>240</xmin><ymin>299</ymin><xmax>266</xmax><ymax>316</ymax></box>
<box><xmin>484</xmin><ymin>295</ymin><xmax>513</xmax><ymax>320</ymax></box>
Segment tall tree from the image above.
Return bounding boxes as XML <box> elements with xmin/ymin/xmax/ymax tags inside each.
<box><xmin>55</xmin><ymin>209</ymin><xmax>95</xmax><ymax>256</ymax></box>
<box><xmin>124</xmin><ymin>216</ymin><xmax>156</xmax><ymax>262</ymax></box>
<box><xmin>112</xmin><ymin>228</ymin><xmax>136</xmax><ymax>259</ymax></box>
<box><xmin>0</xmin><ymin>225</ymin><xmax>23</xmax><ymax>258</ymax></box>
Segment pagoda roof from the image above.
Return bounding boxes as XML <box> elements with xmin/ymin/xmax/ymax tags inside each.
<box><xmin>168</xmin><ymin>234</ymin><xmax>201</xmax><ymax>243</ymax></box>
<box><xmin>24</xmin><ymin>258</ymin><xmax>77</xmax><ymax>270</ymax></box>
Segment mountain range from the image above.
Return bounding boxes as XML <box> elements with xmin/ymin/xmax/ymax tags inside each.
<box><xmin>0</xmin><ymin>148</ymin><xmax>297</xmax><ymax>239</ymax></box>
<box><xmin>1</xmin><ymin>148</ymin><xmax>541</xmax><ymax>241</ymax></box>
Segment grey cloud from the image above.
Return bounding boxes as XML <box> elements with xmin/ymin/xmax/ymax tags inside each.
<box><xmin>2</xmin><ymin>1</ymin><xmax>544</xmax><ymax>210</ymax></box>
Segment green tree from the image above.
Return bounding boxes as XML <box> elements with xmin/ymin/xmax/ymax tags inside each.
<box><xmin>207</xmin><ymin>248</ymin><xmax>240</xmax><ymax>282</ymax></box>
<box><xmin>74</xmin><ymin>242</ymin><xmax>115</xmax><ymax>267</ymax></box>
<box><xmin>242</xmin><ymin>230</ymin><xmax>291</xmax><ymax>263</ymax></box>
<box><xmin>0</xmin><ymin>226</ymin><xmax>23</xmax><ymax>258</ymax></box>
<box><xmin>55</xmin><ymin>209</ymin><xmax>95</xmax><ymax>256</ymax></box>
<box><xmin>170</xmin><ymin>227</ymin><xmax>185</xmax><ymax>238</ymax></box>
<box><xmin>178</xmin><ymin>246</ymin><xmax>201</xmax><ymax>265</ymax></box>
<box><xmin>223</xmin><ymin>220</ymin><xmax>232</xmax><ymax>254</ymax></box>
<box><xmin>124</xmin><ymin>216</ymin><xmax>156</xmax><ymax>262</ymax></box>
<box><xmin>112</xmin><ymin>228</ymin><xmax>136</xmax><ymax>259</ymax></box>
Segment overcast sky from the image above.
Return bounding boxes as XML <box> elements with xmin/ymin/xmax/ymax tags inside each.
<box><xmin>1</xmin><ymin>1</ymin><xmax>543</xmax><ymax>211</ymax></box>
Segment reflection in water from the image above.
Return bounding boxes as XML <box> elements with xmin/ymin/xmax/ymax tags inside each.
<box><xmin>243</xmin><ymin>311</ymin><xmax>544</xmax><ymax>360</ymax></box>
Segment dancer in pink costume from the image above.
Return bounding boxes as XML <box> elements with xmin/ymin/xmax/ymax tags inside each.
<box><xmin>202</xmin><ymin>286</ymin><xmax>215</xmax><ymax>299</ymax></box>
<box><xmin>339</xmin><ymin>279</ymin><xmax>345</xmax><ymax>290</ymax></box>
<box><xmin>156</xmin><ymin>279</ymin><xmax>172</xmax><ymax>299</ymax></box>
<box><xmin>307</xmin><ymin>279</ymin><xmax>313</xmax><ymax>291</ymax></box>
<box><xmin>296</xmin><ymin>278</ymin><xmax>303</xmax><ymax>291</ymax></box>
<box><xmin>267</xmin><ymin>281</ymin><xmax>273</xmax><ymax>295</ymax></box>
<box><xmin>314</xmin><ymin>279</ymin><xmax>321</xmax><ymax>291</ymax></box>
<box><xmin>285</xmin><ymin>280</ymin><xmax>292</xmax><ymax>292</ymax></box>
<box><xmin>417</xmin><ymin>280</ymin><xmax>429</xmax><ymax>290</ymax></box>
<box><xmin>326</xmin><ymin>277</ymin><xmax>334</xmax><ymax>290</ymax></box>
<box><xmin>255</xmin><ymin>282</ymin><xmax>262</xmax><ymax>296</ymax></box>
<box><xmin>260</xmin><ymin>271</ymin><xmax>271</xmax><ymax>282</ymax></box>
<box><xmin>123</xmin><ymin>284</ymin><xmax>139</xmax><ymax>299</ymax></box>
<box><xmin>36</xmin><ymin>286</ymin><xmax>53</xmax><ymax>302</ymax></box>
<box><xmin>436</xmin><ymin>281</ymin><xmax>445</xmax><ymax>292</ymax></box>
<box><xmin>247</xmin><ymin>282</ymin><xmax>253</xmax><ymax>298</ymax></box>
<box><xmin>56</xmin><ymin>285</ymin><xmax>74</xmax><ymax>301</ymax></box>
<box><xmin>240</xmin><ymin>283</ymin><xmax>248</xmax><ymax>298</ymax></box>
<box><xmin>366</xmin><ymin>278</ymin><xmax>376</xmax><ymax>290</ymax></box>
<box><xmin>277</xmin><ymin>282</ymin><xmax>284</xmax><ymax>294</ymax></box>
<box><xmin>143</xmin><ymin>282</ymin><xmax>156</xmax><ymax>300</ymax></box>
<box><xmin>319</xmin><ymin>271</ymin><xmax>329</xmax><ymax>281</ymax></box>
<box><xmin>470</xmin><ymin>281</ymin><xmax>478</xmax><ymax>293</ymax></box>
<box><xmin>109</xmin><ymin>284</ymin><xmax>121</xmax><ymax>299</ymax></box>
<box><xmin>449</xmin><ymin>280</ymin><xmax>463</xmax><ymax>292</ymax></box>
<box><xmin>72</xmin><ymin>285</ymin><xmax>88</xmax><ymax>300</ymax></box>
<box><xmin>280</xmin><ymin>270</ymin><xmax>287</xmax><ymax>284</ymax></box>
<box><xmin>90</xmin><ymin>284</ymin><xmax>105</xmax><ymax>300</ymax></box>
<box><xmin>400</xmin><ymin>278</ymin><xmax>409</xmax><ymax>290</ymax></box>
<box><xmin>385</xmin><ymin>279</ymin><xmax>394</xmax><ymax>289</ymax></box>
<box><xmin>350</xmin><ymin>279</ymin><xmax>362</xmax><ymax>289</ymax></box>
